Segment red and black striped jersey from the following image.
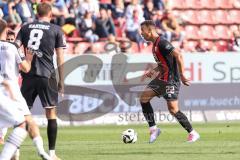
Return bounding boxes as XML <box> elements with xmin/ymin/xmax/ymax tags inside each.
<box><xmin>152</xmin><ymin>36</ymin><xmax>180</xmax><ymax>82</ymax></box>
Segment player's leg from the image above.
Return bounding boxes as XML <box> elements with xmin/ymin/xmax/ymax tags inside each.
<box><xmin>24</xmin><ymin>115</ymin><xmax>52</xmax><ymax>160</ymax></box>
<box><xmin>0</xmin><ymin>122</ymin><xmax>27</xmax><ymax>160</ymax></box>
<box><xmin>167</xmin><ymin>100</ymin><xmax>200</xmax><ymax>142</ymax></box>
<box><xmin>45</xmin><ymin>107</ymin><xmax>59</xmax><ymax>159</ymax></box>
<box><xmin>38</xmin><ymin>77</ymin><xmax>60</xmax><ymax>160</ymax></box>
<box><xmin>20</xmin><ymin>77</ymin><xmax>51</xmax><ymax>160</ymax></box>
<box><xmin>0</xmin><ymin>97</ymin><xmax>27</xmax><ymax>160</ymax></box>
<box><xmin>0</xmin><ymin>127</ymin><xmax>8</xmax><ymax>144</ymax></box>
<box><xmin>163</xmin><ymin>82</ymin><xmax>200</xmax><ymax>142</ymax></box>
<box><xmin>140</xmin><ymin>87</ymin><xmax>161</xmax><ymax>143</ymax></box>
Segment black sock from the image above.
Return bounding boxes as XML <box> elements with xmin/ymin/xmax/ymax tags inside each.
<box><xmin>47</xmin><ymin>119</ymin><xmax>57</xmax><ymax>150</ymax></box>
<box><xmin>174</xmin><ymin>111</ymin><xmax>193</xmax><ymax>133</ymax></box>
<box><xmin>140</xmin><ymin>102</ymin><xmax>156</xmax><ymax>127</ymax></box>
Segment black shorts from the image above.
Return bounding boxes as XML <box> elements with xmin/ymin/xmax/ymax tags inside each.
<box><xmin>147</xmin><ymin>78</ymin><xmax>180</xmax><ymax>101</ymax></box>
<box><xmin>21</xmin><ymin>76</ymin><xmax>58</xmax><ymax>108</ymax></box>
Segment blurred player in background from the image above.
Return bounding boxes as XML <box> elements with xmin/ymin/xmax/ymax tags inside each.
<box><xmin>0</xmin><ymin>19</ymin><xmax>51</xmax><ymax>160</ymax></box>
<box><xmin>16</xmin><ymin>2</ymin><xmax>66</xmax><ymax>160</ymax></box>
<box><xmin>140</xmin><ymin>20</ymin><xmax>200</xmax><ymax>143</ymax></box>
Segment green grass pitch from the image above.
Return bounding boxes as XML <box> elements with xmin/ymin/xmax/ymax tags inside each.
<box><xmin>1</xmin><ymin>122</ymin><xmax>240</xmax><ymax>160</ymax></box>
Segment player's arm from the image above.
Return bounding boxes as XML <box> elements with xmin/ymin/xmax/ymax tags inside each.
<box><xmin>1</xmin><ymin>80</ymin><xmax>16</xmax><ymax>100</ymax></box>
<box><xmin>55</xmin><ymin>27</ymin><xmax>67</xmax><ymax>95</ymax></box>
<box><xmin>19</xmin><ymin>48</ymin><xmax>33</xmax><ymax>73</ymax></box>
<box><xmin>56</xmin><ymin>47</ymin><xmax>64</xmax><ymax>95</ymax></box>
<box><xmin>15</xmin><ymin>27</ymin><xmax>23</xmax><ymax>47</ymax></box>
<box><xmin>171</xmin><ymin>49</ymin><xmax>190</xmax><ymax>86</ymax></box>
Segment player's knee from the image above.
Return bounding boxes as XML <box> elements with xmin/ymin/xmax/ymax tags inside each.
<box><xmin>15</xmin><ymin>121</ymin><xmax>26</xmax><ymax>131</ymax></box>
<box><xmin>45</xmin><ymin>108</ymin><xmax>57</xmax><ymax>119</ymax></box>
<box><xmin>140</xmin><ymin>94</ymin><xmax>151</xmax><ymax>103</ymax></box>
<box><xmin>168</xmin><ymin>108</ymin><xmax>178</xmax><ymax>115</ymax></box>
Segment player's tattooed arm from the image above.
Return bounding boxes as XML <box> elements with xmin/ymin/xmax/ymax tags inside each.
<box><xmin>171</xmin><ymin>49</ymin><xmax>190</xmax><ymax>86</ymax></box>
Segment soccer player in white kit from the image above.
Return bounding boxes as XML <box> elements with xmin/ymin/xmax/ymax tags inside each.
<box><xmin>0</xmin><ymin>28</ymin><xmax>16</xmax><ymax>145</ymax></box>
<box><xmin>0</xmin><ymin>19</ymin><xmax>52</xmax><ymax>160</ymax></box>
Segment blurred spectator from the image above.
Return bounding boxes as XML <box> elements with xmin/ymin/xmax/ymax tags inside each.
<box><xmin>125</xmin><ymin>0</ymin><xmax>144</xmax><ymax>22</ymax></box>
<box><xmin>80</xmin><ymin>11</ymin><xmax>99</xmax><ymax>43</ymax></box>
<box><xmin>152</xmin><ymin>10</ymin><xmax>163</xmax><ymax>34</ymax></box>
<box><xmin>0</xmin><ymin>0</ymin><xmax>6</xmax><ymax>8</ymax></box>
<box><xmin>79</xmin><ymin>0</ymin><xmax>99</xmax><ymax>18</ymax></box>
<box><xmin>233</xmin><ymin>0</ymin><xmax>240</xmax><ymax>8</ymax></box>
<box><xmin>6</xmin><ymin>29</ymin><xmax>15</xmax><ymax>42</ymax></box>
<box><xmin>16</xmin><ymin>0</ymin><xmax>35</xmax><ymax>23</ymax></box>
<box><xmin>125</xmin><ymin>9</ymin><xmax>144</xmax><ymax>51</ymax></box>
<box><xmin>153</xmin><ymin>0</ymin><xmax>165</xmax><ymax>10</ymax></box>
<box><xmin>111</xmin><ymin>0</ymin><xmax>125</xmax><ymax>19</ymax></box>
<box><xmin>143</xmin><ymin>0</ymin><xmax>154</xmax><ymax>20</ymax></box>
<box><xmin>33</xmin><ymin>0</ymin><xmax>40</xmax><ymax>13</ymax></box>
<box><xmin>111</xmin><ymin>0</ymin><xmax>125</xmax><ymax>26</ymax></box>
<box><xmin>53</xmin><ymin>0</ymin><xmax>70</xmax><ymax>17</ymax></box>
<box><xmin>231</xmin><ymin>28</ymin><xmax>240</xmax><ymax>51</ymax></box>
<box><xmin>0</xmin><ymin>8</ymin><xmax>3</xmax><ymax>19</ymax></box>
<box><xmin>31</xmin><ymin>0</ymin><xmax>41</xmax><ymax>15</ymax></box>
<box><xmin>161</xmin><ymin>9</ymin><xmax>185</xmax><ymax>44</ymax></box>
<box><xmin>195</xmin><ymin>39</ymin><xmax>212</xmax><ymax>52</ymax></box>
<box><xmin>68</xmin><ymin>0</ymin><xmax>82</xmax><ymax>29</ymax></box>
<box><xmin>95</xmin><ymin>7</ymin><xmax>116</xmax><ymax>41</ymax></box>
<box><xmin>3</xmin><ymin>0</ymin><xmax>22</xmax><ymax>26</ymax></box>
<box><xmin>47</xmin><ymin>0</ymin><xmax>70</xmax><ymax>26</ymax></box>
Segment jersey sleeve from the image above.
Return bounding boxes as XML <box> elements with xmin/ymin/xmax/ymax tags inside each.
<box><xmin>158</xmin><ymin>39</ymin><xmax>175</xmax><ymax>56</ymax></box>
<box><xmin>55</xmin><ymin>27</ymin><xmax>67</xmax><ymax>49</ymax></box>
<box><xmin>15</xmin><ymin>47</ymin><xmax>25</xmax><ymax>64</ymax></box>
<box><xmin>9</xmin><ymin>42</ymin><xmax>25</xmax><ymax>64</ymax></box>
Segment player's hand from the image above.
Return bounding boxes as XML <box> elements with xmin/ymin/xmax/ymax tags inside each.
<box><xmin>58</xmin><ymin>81</ymin><xmax>64</xmax><ymax>97</ymax></box>
<box><xmin>145</xmin><ymin>69</ymin><xmax>156</xmax><ymax>78</ymax></box>
<box><xmin>180</xmin><ymin>74</ymin><xmax>191</xmax><ymax>86</ymax></box>
<box><xmin>25</xmin><ymin>48</ymin><xmax>34</xmax><ymax>61</ymax></box>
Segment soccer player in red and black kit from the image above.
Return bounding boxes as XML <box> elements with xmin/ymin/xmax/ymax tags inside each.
<box><xmin>16</xmin><ymin>3</ymin><xmax>66</xmax><ymax>159</ymax></box>
<box><xmin>140</xmin><ymin>20</ymin><xmax>200</xmax><ymax>143</ymax></box>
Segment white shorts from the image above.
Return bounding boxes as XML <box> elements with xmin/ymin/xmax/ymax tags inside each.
<box><xmin>6</xmin><ymin>81</ymin><xmax>31</xmax><ymax>116</ymax></box>
<box><xmin>0</xmin><ymin>88</ymin><xmax>25</xmax><ymax>128</ymax></box>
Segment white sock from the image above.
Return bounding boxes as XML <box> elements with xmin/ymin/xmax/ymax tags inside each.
<box><xmin>49</xmin><ymin>150</ymin><xmax>55</xmax><ymax>157</ymax></box>
<box><xmin>0</xmin><ymin>127</ymin><xmax>27</xmax><ymax>160</ymax></box>
<box><xmin>190</xmin><ymin>130</ymin><xmax>197</xmax><ymax>134</ymax></box>
<box><xmin>33</xmin><ymin>136</ymin><xmax>45</xmax><ymax>154</ymax></box>
<box><xmin>149</xmin><ymin>125</ymin><xmax>157</xmax><ymax>131</ymax></box>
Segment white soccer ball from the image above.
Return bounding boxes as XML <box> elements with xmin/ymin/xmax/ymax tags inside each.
<box><xmin>122</xmin><ymin>129</ymin><xmax>137</xmax><ymax>144</ymax></box>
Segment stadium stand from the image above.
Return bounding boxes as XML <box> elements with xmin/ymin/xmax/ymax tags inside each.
<box><xmin>0</xmin><ymin>0</ymin><xmax>238</xmax><ymax>53</ymax></box>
